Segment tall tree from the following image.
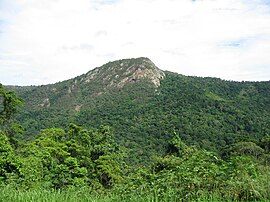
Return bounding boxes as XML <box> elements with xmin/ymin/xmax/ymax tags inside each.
<box><xmin>0</xmin><ymin>84</ymin><xmax>24</xmax><ymax>146</ymax></box>
<box><xmin>0</xmin><ymin>84</ymin><xmax>23</xmax><ymax>125</ymax></box>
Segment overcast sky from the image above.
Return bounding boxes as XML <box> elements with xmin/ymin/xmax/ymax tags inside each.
<box><xmin>0</xmin><ymin>0</ymin><xmax>270</xmax><ymax>85</ymax></box>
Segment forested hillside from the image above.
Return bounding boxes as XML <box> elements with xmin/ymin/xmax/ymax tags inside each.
<box><xmin>1</xmin><ymin>58</ymin><xmax>270</xmax><ymax>201</ymax></box>
<box><xmin>10</xmin><ymin>57</ymin><xmax>270</xmax><ymax>164</ymax></box>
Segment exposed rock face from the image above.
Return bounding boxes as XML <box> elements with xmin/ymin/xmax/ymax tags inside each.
<box><xmin>84</xmin><ymin>57</ymin><xmax>165</xmax><ymax>88</ymax></box>
<box><xmin>39</xmin><ymin>98</ymin><xmax>50</xmax><ymax>108</ymax></box>
<box><xmin>11</xmin><ymin>57</ymin><xmax>165</xmax><ymax>111</ymax></box>
<box><xmin>75</xmin><ymin>105</ymin><xmax>82</xmax><ymax>112</ymax></box>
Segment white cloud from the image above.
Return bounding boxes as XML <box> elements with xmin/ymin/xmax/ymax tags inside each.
<box><xmin>0</xmin><ymin>0</ymin><xmax>270</xmax><ymax>85</ymax></box>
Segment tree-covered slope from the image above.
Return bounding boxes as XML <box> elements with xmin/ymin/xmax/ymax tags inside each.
<box><xmin>10</xmin><ymin>57</ymin><xmax>270</xmax><ymax>164</ymax></box>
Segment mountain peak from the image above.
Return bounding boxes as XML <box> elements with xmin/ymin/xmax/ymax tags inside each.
<box><xmin>84</xmin><ymin>57</ymin><xmax>165</xmax><ymax>88</ymax></box>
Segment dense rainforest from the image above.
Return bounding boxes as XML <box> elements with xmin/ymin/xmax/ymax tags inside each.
<box><xmin>1</xmin><ymin>57</ymin><xmax>270</xmax><ymax>201</ymax></box>
<box><xmin>9</xmin><ymin>58</ymin><xmax>270</xmax><ymax>164</ymax></box>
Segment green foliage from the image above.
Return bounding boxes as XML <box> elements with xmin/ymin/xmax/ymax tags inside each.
<box><xmin>222</xmin><ymin>141</ymin><xmax>265</xmax><ymax>159</ymax></box>
<box><xmin>0</xmin><ymin>84</ymin><xmax>23</xmax><ymax>125</ymax></box>
<box><xmin>0</xmin><ymin>131</ymin><xmax>21</xmax><ymax>183</ymax></box>
<box><xmin>5</xmin><ymin>124</ymin><xmax>125</xmax><ymax>190</ymax></box>
<box><xmin>11</xmin><ymin>65</ymin><xmax>270</xmax><ymax>165</ymax></box>
<box><xmin>167</xmin><ymin>131</ymin><xmax>195</xmax><ymax>157</ymax></box>
<box><xmin>1</xmin><ymin>59</ymin><xmax>270</xmax><ymax>200</ymax></box>
<box><xmin>0</xmin><ymin>84</ymin><xmax>24</xmax><ymax>147</ymax></box>
<box><xmin>1</xmin><ymin>123</ymin><xmax>270</xmax><ymax>201</ymax></box>
<box><xmin>119</xmin><ymin>133</ymin><xmax>270</xmax><ymax>201</ymax></box>
<box><xmin>260</xmin><ymin>136</ymin><xmax>270</xmax><ymax>153</ymax></box>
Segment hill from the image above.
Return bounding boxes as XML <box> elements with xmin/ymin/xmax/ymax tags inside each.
<box><xmin>9</xmin><ymin>57</ymin><xmax>270</xmax><ymax>164</ymax></box>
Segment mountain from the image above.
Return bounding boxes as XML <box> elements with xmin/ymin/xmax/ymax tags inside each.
<box><xmin>8</xmin><ymin>57</ymin><xmax>270</xmax><ymax>164</ymax></box>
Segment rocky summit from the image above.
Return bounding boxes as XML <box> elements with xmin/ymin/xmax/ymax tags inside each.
<box><xmin>83</xmin><ymin>57</ymin><xmax>165</xmax><ymax>88</ymax></box>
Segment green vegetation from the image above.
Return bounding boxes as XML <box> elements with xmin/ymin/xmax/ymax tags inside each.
<box><xmin>11</xmin><ymin>58</ymin><xmax>270</xmax><ymax>164</ymax></box>
<box><xmin>1</xmin><ymin>58</ymin><xmax>270</xmax><ymax>201</ymax></box>
<box><xmin>1</xmin><ymin>121</ymin><xmax>270</xmax><ymax>201</ymax></box>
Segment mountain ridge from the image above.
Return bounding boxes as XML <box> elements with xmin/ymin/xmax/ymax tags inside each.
<box><xmin>8</xmin><ymin>57</ymin><xmax>163</xmax><ymax>111</ymax></box>
<box><xmin>4</xmin><ymin>57</ymin><xmax>270</xmax><ymax>164</ymax></box>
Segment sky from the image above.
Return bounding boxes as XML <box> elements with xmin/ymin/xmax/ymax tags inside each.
<box><xmin>0</xmin><ymin>0</ymin><xmax>270</xmax><ymax>85</ymax></box>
